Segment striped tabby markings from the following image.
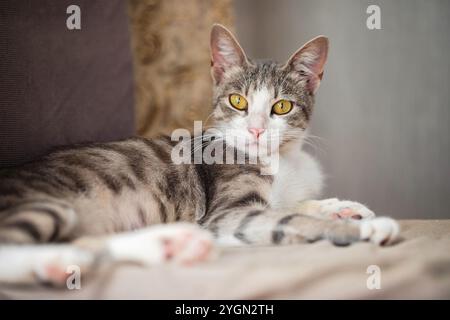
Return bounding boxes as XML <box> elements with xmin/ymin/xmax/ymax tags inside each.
<box><xmin>271</xmin><ymin>213</ymin><xmax>302</xmax><ymax>244</ymax></box>
<box><xmin>0</xmin><ymin>198</ymin><xmax>70</xmax><ymax>213</ymax></box>
<box><xmin>154</xmin><ymin>196</ymin><xmax>168</xmax><ymax>223</ymax></box>
<box><xmin>219</xmin><ymin>167</ymin><xmax>274</xmax><ymax>184</ymax></box>
<box><xmin>136</xmin><ymin>138</ymin><xmax>182</xmax><ymax>222</ymax></box>
<box><xmin>61</xmin><ymin>156</ymin><xmax>125</xmax><ymax>194</ymax></box>
<box><xmin>194</xmin><ymin>164</ymin><xmax>217</xmax><ymax>221</ymax></box>
<box><xmin>98</xmin><ymin>143</ymin><xmax>149</xmax><ymax>183</ymax></box>
<box><xmin>54</xmin><ymin>166</ymin><xmax>90</xmax><ymax>193</ymax></box>
<box><xmin>207</xmin><ymin>191</ymin><xmax>267</xmax><ymax>217</ymax></box>
<box><xmin>137</xmin><ymin>207</ymin><xmax>148</xmax><ymax>226</ymax></box>
<box><xmin>1</xmin><ymin>205</ymin><xmax>67</xmax><ymax>243</ymax></box>
<box><xmin>233</xmin><ymin>210</ymin><xmax>263</xmax><ymax>244</ymax></box>
<box><xmin>32</xmin><ymin>167</ymin><xmax>83</xmax><ymax>193</ymax></box>
<box><xmin>3</xmin><ymin>220</ymin><xmax>41</xmax><ymax>242</ymax></box>
<box><xmin>224</xmin><ymin>192</ymin><xmax>268</xmax><ymax>211</ymax></box>
<box><xmin>119</xmin><ymin>173</ymin><xmax>136</xmax><ymax>190</ymax></box>
<box><xmin>204</xmin><ymin>209</ymin><xmax>234</xmax><ymax>236</ymax></box>
<box><xmin>0</xmin><ymin>172</ymin><xmax>65</xmax><ymax>198</ymax></box>
<box><xmin>84</xmin><ymin>147</ymin><xmax>137</xmax><ymax>190</ymax></box>
<box><xmin>138</xmin><ymin>138</ymin><xmax>172</xmax><ymax>163</ymax></box>
<box><xmin>205</xmin><ymin>192</ymin><xmax>267</xmax><ymax>235</ymax></box>
<box><xmin>2</xmin><ymin>167</ymin><xmax>75</xmax><ymax>194</ymax></box>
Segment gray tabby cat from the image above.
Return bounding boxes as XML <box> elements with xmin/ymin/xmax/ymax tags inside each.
<box><xmin>0</xmin><ymin>25</ymin><xmax>399</xmax><ymax>285</ymax></box>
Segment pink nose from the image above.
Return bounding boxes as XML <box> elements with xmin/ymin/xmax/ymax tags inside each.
<box><xmin>248</xmin><ymin>128</ymin><xmax>265</xmax><ymax>139</ymax></box>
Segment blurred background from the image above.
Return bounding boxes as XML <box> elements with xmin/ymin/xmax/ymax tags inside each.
<box><xmin>0</xmin><ymin>0</ymin><xmax>449</xmax><ymax>218</ymax></box>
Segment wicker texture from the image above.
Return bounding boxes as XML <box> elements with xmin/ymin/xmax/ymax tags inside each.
<box><xmin>128</xmin><ymin>0</ymin><xmax>234</xmax><ymax>137</ymax></box>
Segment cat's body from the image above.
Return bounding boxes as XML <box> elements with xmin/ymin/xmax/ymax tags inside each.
<box><xmin>0</xmin><ymin>25</ymin><xmax>399</xmax><ymax>285</ymax></box>
<box><xmin>0</xmin><ymin>136</ymin><xmax>322</xmax><ymax>243</ymax></box>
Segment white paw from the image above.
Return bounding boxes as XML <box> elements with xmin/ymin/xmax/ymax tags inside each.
<box><xmin>33</xmin><ymin>247</ymin><xmax>94</xmax><ymax>286</ymax></box>
<box><xmin>107</xmin><ymin>223</ymin><xmax>214</xmax><ymax>266</ymax></box>
<box><xmin>0</xmin><ymin>245</ymin><xmax>95</xmax><ymax>286</ymax></box>
<box><xmin>360</xmin><ymin>217</ymin><xmax>400</xmax><ymax>245</ymax></box>
<box><xmin>319</xmin><ymin>198</ymin><xmax>376</xmax><ymax>220</ymax></box>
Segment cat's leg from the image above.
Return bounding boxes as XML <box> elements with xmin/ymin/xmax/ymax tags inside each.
<box><xmin>0</xmin><ymin>200</ymin><xmax>78</xmax><ymax>244</ymax></box>
<box><xmin>76</xmin><ymin>222</ymin><xmax>214</xmax><ymax>267</ymax></box>
<box><xmin>0</xmin><ymin>244</ymin><xmax>94</xmax><ymax>285</ymax></box>
<box><xmin>297</xmin><ymin>198</ymin><xmax>376</xmax><ymax>220</ymax></box>
<box><xmin>0</xmin><ymin>223</ymin><xmax>213</xmax><ymax>286</ymax></box>
<box><xmin>202</xmin><ymin>204</ymin><xmax>398</xmax><ymax>247</ymax></box>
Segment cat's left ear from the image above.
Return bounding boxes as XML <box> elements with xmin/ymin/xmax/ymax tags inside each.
<box><xmin>284</xmin><ymin>36</ymin><xmax>329</xmax><ymax>94</ymax></box>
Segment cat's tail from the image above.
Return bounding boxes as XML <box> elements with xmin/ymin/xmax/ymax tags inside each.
<box><xmin>0</xmin><ymin>200</ymin><xmax>77</xmax><ymax>244</ymax></box>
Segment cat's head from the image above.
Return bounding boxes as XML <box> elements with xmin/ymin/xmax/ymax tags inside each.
<box><xmin>209</xmin><ymin>24</ymin><xmax>328</xmax><ymax>158</ymax></box>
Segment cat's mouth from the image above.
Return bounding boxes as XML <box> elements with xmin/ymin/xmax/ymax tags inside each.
<box><xmin>244</xmin><ymin>139</ymin><xmax>280</xmax><ymax>156</ymax></box>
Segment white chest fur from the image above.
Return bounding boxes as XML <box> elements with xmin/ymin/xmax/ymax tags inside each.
<box><xmin>269</xmin><ymin>146</ymin><xmax>324</xmax><ymax>210</ymax></box>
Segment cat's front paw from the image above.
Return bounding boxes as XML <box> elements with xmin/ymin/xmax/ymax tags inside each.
<box><xmin>107</xmin><ymin>223</ymin><xmax>214</xmax><ymax>266</ymax></box>
<box><xmin>0</xmin><ymin>245</ymin><xmax>95</xmax><ymax>286</ymax></box>
<box><xmin>159</xmin><ymin>224</ymin><xmax>214</xmax><ymax>265</ymax></box>
<box><xmin>33</xmin><ymin>247</ymin><xmax>95</xmax><ymax>286</ymax></box>
<box><xmin>318</xmin><ymin>198</ymin><xmax>376</xmax><ymax>221</ymax></box>
<box><xmin>359</xmin><ymin>217</ymin><xmax>400</xmax><ymax>245</ymax></box>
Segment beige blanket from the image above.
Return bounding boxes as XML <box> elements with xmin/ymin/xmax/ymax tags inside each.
<box><xmin>1</xmin><ymin>220</ymin><xmax>450</xmax><ymax>299</ymax></box>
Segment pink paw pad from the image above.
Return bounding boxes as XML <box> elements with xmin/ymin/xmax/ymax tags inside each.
<box><xmin>332</xmin><ymin>208</ymin><xmax>363</xmax><ymax>220</ymax></box>
<box><xmin>41</xmin><ymin>264</ymin><xmax>70</xmax><ymax>285</ymax></box>
<box><xmin>162</xmin><ymin>231</ymin><xmax>212</xmax><ymax>265</ymax></box>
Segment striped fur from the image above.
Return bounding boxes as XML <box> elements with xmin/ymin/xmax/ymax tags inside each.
<box><xmin>0</xmin><ymin>137</ymin><xmax>201</xmax><ymax>243</ymax></box>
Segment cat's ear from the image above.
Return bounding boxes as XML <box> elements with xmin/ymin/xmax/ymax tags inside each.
<box><xmin>210</xmin><ymin>24</ymin><xmax>248</xmax><ymax>84</ymax></box>
<box><xmin>284</xmin><ymin>36</ymin><xmax>329</xmax><ymax>94</ymax></box>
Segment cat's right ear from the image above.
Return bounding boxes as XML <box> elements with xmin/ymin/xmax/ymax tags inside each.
<box><xmin>210</xmin><ymin>24</ymin><xmax>248</xmax><ymax>84</ymax></box>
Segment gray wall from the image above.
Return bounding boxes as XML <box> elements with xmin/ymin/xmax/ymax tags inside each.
<box><xmin>234</xmin><ymin>0</ymin><xmax>450</xmax><ymax>219</ymax></box>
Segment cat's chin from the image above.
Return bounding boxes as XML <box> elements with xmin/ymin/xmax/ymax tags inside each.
<box><xmin>242</xmin><ymin>144</ymin><xmax>280</xmax><ymax>160</ymax></box>
<box><xmin>224</xmin><ymin>138</ymin><xmax>280</xmax><ymax>160</ymax></box>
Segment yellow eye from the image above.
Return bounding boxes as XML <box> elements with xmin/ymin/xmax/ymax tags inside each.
<box><xmin>229</xmin><ymin>94</ymin><xmax>248</xmax><ymax>111</ymax></box>
<box><xmin>272</xmin><ymin>100</ymin><xmax>293</xmax><ymax>115</ymax></box>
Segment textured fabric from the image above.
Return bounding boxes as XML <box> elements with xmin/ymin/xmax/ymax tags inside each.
<box><xmin>0</xmin><ymin>0</ymin><xmax>135</xmax><ymax>168</ymax></box>
<box><xmin>128</xmin><ymin>0</ymin><xmax>234</xmax><ymax>137</ymax></box>
<box><xmin>1</xmin><ymin>220</ymin><xmax>450</xmax><ymax>299</ymax></box>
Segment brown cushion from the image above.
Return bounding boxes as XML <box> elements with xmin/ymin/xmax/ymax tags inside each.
<box><xmin>0</xmin><ymin>0</ymin><xmax>135</xmax><ymax>168</ymax></box>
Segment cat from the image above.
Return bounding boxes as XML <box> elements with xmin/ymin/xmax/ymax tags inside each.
<box><xmin>0</xmin><ymin>24</ymin><xmax>399</xmax><ymax>286</ymax></box>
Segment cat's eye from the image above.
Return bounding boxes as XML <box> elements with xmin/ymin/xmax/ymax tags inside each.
<box><xmin>272</xmin><ymin>100</ymin><xmax>293</xmax><ymax>115</ymax></box>
<box><xmin>229</xmin><ymin>94</ymin><xmax>248</xmax><ymax>111</ymax></box>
